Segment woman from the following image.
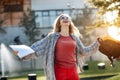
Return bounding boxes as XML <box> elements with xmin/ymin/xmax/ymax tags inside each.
<box><xmin>21</xmin><ymin>13</ymin><xmax>100</xmax><ymax>80</ymax></box>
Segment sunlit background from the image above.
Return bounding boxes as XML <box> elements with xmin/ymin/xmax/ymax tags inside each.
<box><xmin>104</xmin><ymin>4</ymin><xmax>119</xmax><ymax>41</ymax></box>
<box><xmin>0</xmin><ymin>0</ymin><xmax>120</xmax><ymax>80</ymax></box>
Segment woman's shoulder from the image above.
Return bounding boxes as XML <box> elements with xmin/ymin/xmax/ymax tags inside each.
<box><xmin>47</xmin><ymin>32</ymin><xmax>59</xmax><ymax>37</ymax></box>
<box><xmin>71</xmin><ymin>34</ymin><xmax>79</xmax><ymax>39</ymax></box>
<box><xmin>71</xmin><ymin>34</ymin><xmax>83</xmax><ymax>43</ymax></box>
<box><xmin>47</xmin><ymin>32</ymin><xmax>55</xmax><ymax>36</ymax></box>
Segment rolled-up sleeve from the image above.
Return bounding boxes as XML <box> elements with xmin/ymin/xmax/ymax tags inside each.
<box><xmin>31</xmin><ymin>36</ymin><xmax>49</xmax><ymax>57</ymax></box>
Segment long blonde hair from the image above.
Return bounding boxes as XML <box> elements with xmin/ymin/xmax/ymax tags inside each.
<box><xmin>53</xmin><ymin>13</ymin><xmax>82</xmax><ymax>38</ymax></box>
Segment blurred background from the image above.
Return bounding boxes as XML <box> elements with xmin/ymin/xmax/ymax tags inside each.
<box><xmin>0</xmin><ymin>0</ymin><xmax>120</xmax><ymax>78</ymax></box>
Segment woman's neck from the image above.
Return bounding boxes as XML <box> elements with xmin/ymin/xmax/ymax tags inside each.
<box><xmin>60</xmin><ymin>26</ymin><xmax>69</xmax><ymax>36</ymax></box>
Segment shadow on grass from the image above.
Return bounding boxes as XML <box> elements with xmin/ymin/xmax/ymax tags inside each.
<box><xmin>80</xmin><ymin>74</ymin><xmax>117</xmax><ymax>80</ymax></box>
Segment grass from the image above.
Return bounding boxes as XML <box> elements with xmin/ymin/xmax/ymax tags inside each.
<box><xmin>80</xmin><ymin>61</ymin><xmax>120</xmax><ymax>80</ymax></box>
<box><xmin>8</xmin><ymin>70</ymin><xmax>46</xmax><ymax>80</ymax></box>
<box><xmin>9</xmin><ymin>76</ymin><xmax>46</xmax><ymax>80</ymax></box>
<box><xmin>2</xmin><ymin>61</ymin><xmax>120</xmax><ymax>80</ymax></box>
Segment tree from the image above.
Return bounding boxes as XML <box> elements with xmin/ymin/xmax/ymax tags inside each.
<box><xmin>73</xmin><ymin>6</ymin><xmax>101</xmax><ymax>61</ymax></box>
<box><xmin>20</xmin><ymin>9</ymin><xmax>39</xmax><ymax>45</ymax></box>
<box><xmin>73</xmin><ymin>6</ymin><xmax>94</xmax><ymax>27</ymax></box>
<box><xmin>20</xmin><ymin>9</ymin><xmax>39</xmax><ymax>69</ymax></box>
<box><xmin>0</xmin><ymin>19</ymin><xmax>6</xmax><ymax>33</ymax></box>
<box><xmin>86</xmin><ymin>0</ymin><xmax>120</xmax><ymax>28</ymax></box>
<box><xmin>73</xmin><ymin>6</ymin><xmax>96</xmax><ymax>46</ymax></box>
<box><xmin>0</xmin><ymin>8</ymin><xmax>7</xmax><ymax>33</ymax></box>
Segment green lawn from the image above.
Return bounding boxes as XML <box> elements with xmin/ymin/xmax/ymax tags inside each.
<box><xmin>8</xmin><ymin>70</ymin><xmax>46</xmax><ymax>80</ymax></box>
<box><xmin>3</xmin><ymin>61</ymin><xmax>120</xmax><ymax>80</ymax></box>
<box><xmin>9</xmin><ymin>76</ymin><xmax>46</xmax><ymax>80</ymax></box>
<box><xmin>80</xmin><ymin>61</ymin><xmax>120</xmax><ymax>80</ymax></box>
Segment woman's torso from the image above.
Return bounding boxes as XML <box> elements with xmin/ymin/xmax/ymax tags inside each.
<box><xmin>54</xmin><ymin>35</ymin><xmax>77</xmax><ymax>68</ymax></box>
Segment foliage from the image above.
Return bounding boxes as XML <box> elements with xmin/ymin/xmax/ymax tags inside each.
<box><xmin>86</xmin><ymin>0</ymin><xmax>120</xmax><ymax>27</ymax></box>
<box><xmin>87</xmin><ymin>0</ymin><xmax>120</xmax><ymax>14</ymax></box>
<box><xmin>0</xmin><ymin>12</ymin><xmax>6</xmax><ymax>33</ymax></box>
<box><xmin>20</xmin><ymin>10</ymin><xmax>39</xmax><ymax>44</ymax></box>
<box><xmin>0</xmin><ymin>19</ymin><xmax>6</xmax><ymax>33</ymax></box>
<box><xmin>73</xmin><ymin>6</ymin><xmax>96</xmax><ymax>45</ymax></box>
<box><xmin>73</xmin><ymin>6</ymin><xmax>94</xmax><ymax>27</ymax></box>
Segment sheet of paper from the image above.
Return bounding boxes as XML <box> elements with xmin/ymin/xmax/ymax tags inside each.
<box><xmin>9</xmin><ymin>45</ymin><xmax>35</xmax><ymax>58</ymax></box>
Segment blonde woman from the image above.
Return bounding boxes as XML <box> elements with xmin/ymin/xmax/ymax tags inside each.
<box><xmin>17</xmin><ymin>13</ymin><xmax>100</xmax><ymax>80</ymax></box>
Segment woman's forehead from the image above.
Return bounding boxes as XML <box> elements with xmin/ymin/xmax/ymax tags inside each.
<box><xmin>60</xmin><ymin>13</ymin><xmax>69</xmax><ymax>16</ymax></box>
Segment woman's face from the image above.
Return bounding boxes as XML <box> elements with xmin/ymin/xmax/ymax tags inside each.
<box><xmin>60</xmin><ymin>15</ymin><xmax>70</xmax><ymax>27</ymax></box>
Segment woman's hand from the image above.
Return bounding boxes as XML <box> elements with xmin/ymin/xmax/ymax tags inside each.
<box><xmin>22</xmin><ymin>53</ymin><xmax>36</xmax><ymax>60</ymax></box>
<box><xmin>13</xmin><ymin>50</ymin><xmax>18</xmax><ymax>56</ymax></box>
<box><xmin>97</xmin><ymin>37</ymin><xmax>103</xmax><ymax>44</ymax></box>
<box><xmin>13</xmin><ymin>50</ymin><xmax>36</xmax><ymax>60</ymax></box>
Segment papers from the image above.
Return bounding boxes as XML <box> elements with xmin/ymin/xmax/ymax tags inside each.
<box><xmin>9</xmin><ymin>45</ymin><xmax>35</xmax><ymax>59</ymax></box>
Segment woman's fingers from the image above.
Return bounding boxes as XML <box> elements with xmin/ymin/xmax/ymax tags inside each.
<box><xmin>13</xmin><ymin>50</ymin><xmax>18</xmax><ymax>56</ymax></box>
<box><xmin>22</xmin><ymin>53</ymin><xmax>36</xmax><ymax>60</ymax></box>
<box><xmin>97</xmin><ymin>37</ymin><xmax>103</xmax><ymax>44</ymax></box>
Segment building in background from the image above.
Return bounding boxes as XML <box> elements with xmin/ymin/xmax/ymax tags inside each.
<box><xmin>30</xmin><ymin>0</ymin><xmax>87</xmax><ymax>39</ymax></box>
<box><xmin>31</xmin><ymin>0</ymin><xmax>84</xmax><ymax>28</ymax></box>
<box><xmin>0</xmin><ymin>0</ymin><xmax>31</xmax><ymax>27</ymax></box>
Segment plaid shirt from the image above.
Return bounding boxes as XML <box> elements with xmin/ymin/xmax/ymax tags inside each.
<box><xmin>31</xmin><ymin>32</ymin><xmax>99</xmax><ymax>80</ymax></box>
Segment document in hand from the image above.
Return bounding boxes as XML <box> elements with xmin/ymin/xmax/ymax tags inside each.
<box><xmin>9</xmin><ymin>45</ymin><xmax>35</xmax><ymax>59</ymax></box>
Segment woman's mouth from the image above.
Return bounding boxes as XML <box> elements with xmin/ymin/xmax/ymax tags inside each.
<box><xmin>63</xmin><ymin>21</ymin><xmax>69</xmax><ymax>23</ymax></box>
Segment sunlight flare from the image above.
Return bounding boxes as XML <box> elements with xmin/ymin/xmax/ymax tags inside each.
<box><xmin>104</xmin><ymin>10</ymin><xmax>118</xmax><ymax>23</ymax></box>
<box><xmin>108</xmin><ymin>26</ymin><xmax>120</xmax><ymax>41</ymax></box>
